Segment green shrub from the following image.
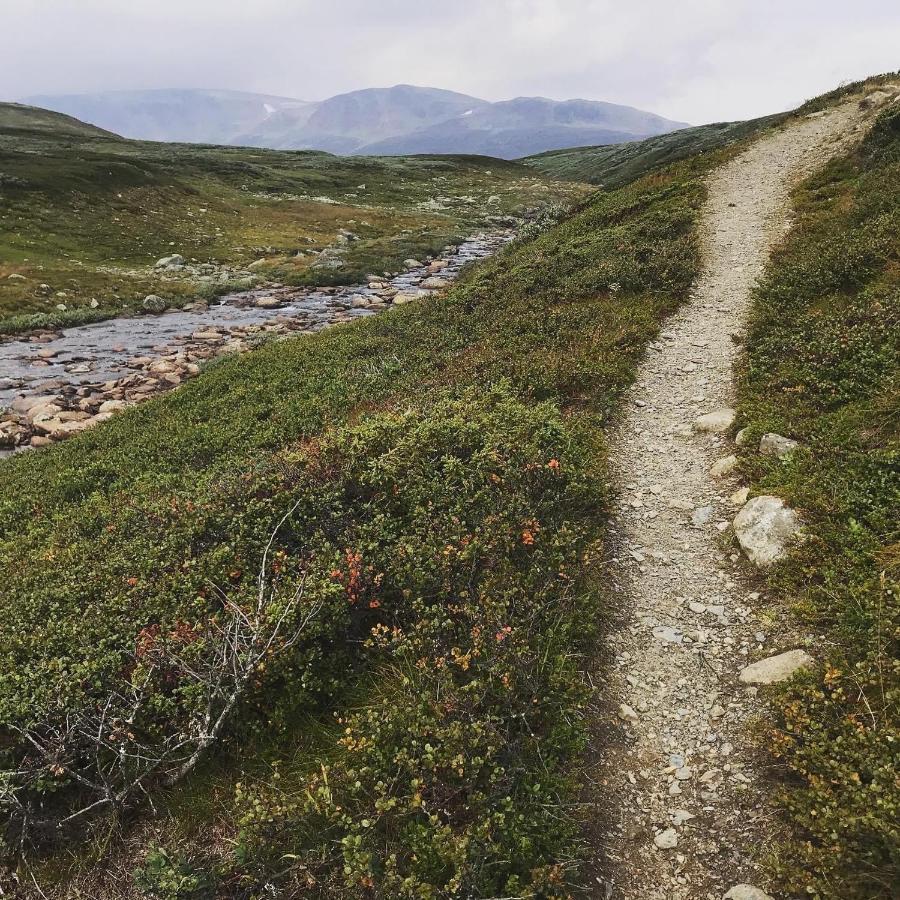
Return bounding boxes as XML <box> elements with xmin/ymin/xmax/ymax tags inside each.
<box><xmin>134</xmin><ymin>846</ymin><xmax>214</xmax><ymax>899</ymax></box>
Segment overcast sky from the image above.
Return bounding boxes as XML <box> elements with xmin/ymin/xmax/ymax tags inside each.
<box><xmin>2</xmin><ymin>0</ymin><xmax>898</xmax><ymax>123</ymax></box>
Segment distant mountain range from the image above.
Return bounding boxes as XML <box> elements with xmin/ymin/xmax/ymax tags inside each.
<box><xmin>22</xmin><ymin>85</ymin><xmax>689</xmax><ymax>158</ymax></box>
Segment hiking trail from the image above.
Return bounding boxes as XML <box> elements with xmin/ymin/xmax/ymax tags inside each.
<box><xmin>596</xmin><ymin>99</ymin><xmax>871</xmax><ymax>900</ymax></box>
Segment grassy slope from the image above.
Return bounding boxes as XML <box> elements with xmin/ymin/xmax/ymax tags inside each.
<box><xmin>0</xmin><ymin>103</ymin><xmax>586</xmax><ymax>334</ymax></box>
<box><xmin>521</xmin><ymin>115</ymin><xmax>785</xmax><ymax>188</ymax></box>
<box><xmin>737</xmin><ymin>102</ymin><xmax>899</xmax><ymax>898</ymax></box>
<box><xmin>0</xmin><ymin>129</ymin><xmax>717</xmax><ymax>896</ymax></box>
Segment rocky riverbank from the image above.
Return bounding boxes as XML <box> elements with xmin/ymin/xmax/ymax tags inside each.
<box><xmin>0</xmin><ymin>231</ymin><xmax>513</xmax><ymax>457</ymax></box>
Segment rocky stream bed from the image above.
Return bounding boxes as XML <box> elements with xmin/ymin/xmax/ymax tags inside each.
<box><xmin>0</xmin><ymin>230</ymin><xmax>513</xmax><ymax>458</ymax></box>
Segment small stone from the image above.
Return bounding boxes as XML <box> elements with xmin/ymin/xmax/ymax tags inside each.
<box><xmin>254</xmin><ymin>296</ymin><xmax>282</xmax><ymax>309</ymax></box>
<box><xmin>421</xmin><ymin>276</ymin><xmax>451</xmax><ymax>290</ymax></box>
<box><xmin>739</xmin><ymin>649</ymin><xmax>815</xmax><ymax>685</ymax></box>
<box><xmin>7</xmin><ymin>273</ymin><xmax>26</xmax><ymax>281</ymax></box>
<box><xmin>694</xmin><ymin>408</ymin><xmax>736</xmax><ymax>433</ymax></box>
<box><xmin>692</xmin><ymin>505</ymin><xmax>714</xmax><ymax>526</ymax></box>
<box><xmin>653</xmin><ymin>626</ymin><xmax>683</xmax><ymax>644</ymax></box>
<box><xmin>710</xmin><ymin>455</ymin><xmax>738</xmax><ymax>477</ymax></box>
<box><xmin>729</xmin><ymin>486</ymin><xmax>750</xmax><ymax>506</ymax></box>
<box><xmin>618</xmin><ymin>703</ymin><xmax>640</xmax><ymax>723</ymax></box>
<box><xmin>734</xmin><ymin>427</ymin><xmax>750</xmax><ymax>446</ymax></box>
<box><xmin>392</xmin><ymin>292</ymin><xmax>422</xmax><ymax>306</ymax></box>
<box><xmin>759</xmin><ymin>432</ymin><xmax>800</xmax><ymax>458</ymax></box>
<box><xmin>653</xmin><ymin>828</ymin><xmax>678</xmax><ymax>850</ymax></box>
<box><xmin>674</xmin><ymin>766</ymin><xmax>693</xmax><ymax>781</ymax></box>
<box><xmin>154</xmin><ymin>254</ymin><xmax>185</xmax><ymax>269</ymax></box>
<box><xmin>671</xmin><ymin>809</ymin><xmax>695</xmax><ymax>827</ymax></box>
<box><xmin>723</xmin><ymin>886</ymin><xmax>775</xmax><ymax>900</ymax></box>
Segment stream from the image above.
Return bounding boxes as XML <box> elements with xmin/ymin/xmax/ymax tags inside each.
<box><xmin>0</xmin><ymin>229</ymin><xmax>514</xmax><ymax>457</ymax></box>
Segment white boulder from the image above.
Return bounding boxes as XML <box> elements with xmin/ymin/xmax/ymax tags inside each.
<box><xmin>710</xmin><ymin>455</ymin><xmax>738</xmax><ymax>477</ymax></box>
<box><xmin>759</xmin><ymin>432</ymin><xmax>800</xmax><ymax>458</ymax></box>
<box><xmin>734</xmin><ymin>495</ymin><xmax>800</xmax><ymax>566</ymax></box>
<box><xmin>724</xmin><ymin>885</ymin><xmax>775</xmax><ymax>900</ymax></box>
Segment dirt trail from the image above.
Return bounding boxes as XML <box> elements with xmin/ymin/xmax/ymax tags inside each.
<box><xmin>596</xmin><ymin>101</ymin><xmax>870</xmax><ymax>899</ymax></box>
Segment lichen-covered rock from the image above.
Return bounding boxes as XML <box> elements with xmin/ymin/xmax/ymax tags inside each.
<box><xmin>154</xmin><ymin>254</ymin><xmax>184</xmax><ymax>269</ymax></box>
<box><xmin>759</xmin><ymin>432</ymin><xmax>800</xmax><ymax>458</ymax></box>
<box><xmin>733</xmin><ymin>495</ymin><xmax>800</xmax><ymax>566</ymax></box>
<box><xmin>142</xmin><ymin>294</ymin><xmax>168</xmax><ymax>314</ymax></box>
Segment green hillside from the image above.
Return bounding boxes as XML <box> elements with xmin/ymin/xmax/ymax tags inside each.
<box><xmin>0</xmin><ymin>103</ymin><xmax>713</xmax><ymax>898</ymax></box>
<box><xmin>522</xmin><ymin>114</ymin><xmax>786</xmax><ymax>187</ymax></box>
<box><xmin>0</xmin><ymin>79</ymin><xmax>897</xmax><ymax>900</ymax></box>
<box><xmin>0</xmin><ymin>102</ymin><xmax>119</xmax><ymax>138</ymax></box>
<box><xmin>0</xmin><ymin>102</ymin><xmax>586</xmax><ymax>334</ymax></box>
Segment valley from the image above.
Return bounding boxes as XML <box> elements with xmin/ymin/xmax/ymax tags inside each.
<box><xmin>0</xmin><ymin>102</ymin><xmax>586</xmax><ymax>335</ymax></box>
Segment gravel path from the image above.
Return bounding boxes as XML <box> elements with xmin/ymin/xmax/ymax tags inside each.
<box><xmin>596</xmin><ymin>100</ymin><xmax>871</xmax><ymax>900</ymax></box>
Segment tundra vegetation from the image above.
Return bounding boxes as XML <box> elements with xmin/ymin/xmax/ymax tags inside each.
<box><xmin>0</xmin><ymin>111</ymin><xmax>706</xmax><ymax>896</ymax></box>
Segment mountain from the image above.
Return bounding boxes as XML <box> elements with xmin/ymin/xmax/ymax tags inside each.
<box><xmin>20</xmin><ymin>88</ymin><xmax>312</xmax><ymax>145</ymax></box>
<box><xmin>358</xmin><ymin>96</ymin><xmax>690</xmax><ymax>158</ymax></box>
<box><xmin>23</xmin><ymin>85</ymin><xmax>687</xmax><ymax>157</ymax></box>
<box><xmin>235</xmin><ymin>85</ymin><xmax>489</xmax><ymax>152</ymax></box>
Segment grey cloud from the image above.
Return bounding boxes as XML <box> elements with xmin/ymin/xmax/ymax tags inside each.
<box><xmin>1</xmin><ymin>0</ymin><xmax>898</xmax><ymax>123</ymax></box>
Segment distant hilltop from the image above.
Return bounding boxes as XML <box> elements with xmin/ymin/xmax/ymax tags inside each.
<box><xmin>22</xmin><ymin>84</ymin><xmax>689</xmax><ymax>158</ymax></box>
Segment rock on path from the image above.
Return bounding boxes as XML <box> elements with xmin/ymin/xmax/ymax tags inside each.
<box><xmin>595</xmin><ymin>100</ymin><xmax>872</xmax><ymax>898</ymax></box>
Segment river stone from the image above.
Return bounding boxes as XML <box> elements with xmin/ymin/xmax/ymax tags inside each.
<box><xmin>739</xmin><ymin>649</ymin><xmax>814</xmax><ymax>685</ymax></box>
<box><xmin>154</xmin><ymin>254</ymin><xmax>184</xmax><ymax>269</ymax></box>
<box><xmin>254</xmin><ymin>296</ymin><xmax>281</xmax><ymax>309</ymax></box>
<box><xmin>142</xmin><ymin>294</ymin><xmax>169</xmax><ymax>314</ymax></box>
<box><xmin>694</xmin><ymin>408</ymin><xmax>736</xmax><ymax>433</ymax></box>
<box><xmin>724</xmin><ymin>884</ymin><xmax>775</xmax><ymax>900</ymax></box>
<box><xmin>421</xmin><ymin>276</ymin><xmax>451</xmax><ymax>290</ymax></box>
<box><xmin>759</xmin><ymin>432</ymin><xmax>800</xmax><ymax>458</ymax></box>
<box><xmin>403</xmin><ymin>259</ymin><xmax>424</xmax><ymax>268</ymax></box>
<box><xmin>733</xmin><ymin>495</ymin><xmax>800</xmax><ymax>566</ymax></box>
<box><xmin>98</xmin><ymin>399</ymin><xmax>130</xmax><ymax>414</ymax></box>
<box><xmin>392</xmin><ymin>292</ymin><xmax>422</xmax><ymax>306</ymax></box>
